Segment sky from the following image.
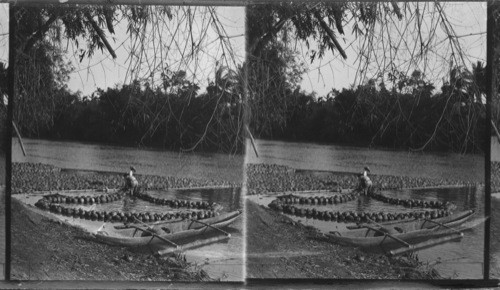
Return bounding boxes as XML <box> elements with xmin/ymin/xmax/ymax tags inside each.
<box><xmin>0</xmin><ymin>2</ymin><xmax>487</xmax><ymax>97</ymax></box>
<box><xmin>65</xmin><ymin>6</ymin><xmax>246</xmax><ymax>96</ymax></box>
<box><xmin>0</xmin><ymin>5</ymin><xmax>246</xmax><ymax>96</ymax></box>
<box><xmin>297</xmin><ymin>2</ymin><xmax>486</xmax><ymax>96</ymax></box>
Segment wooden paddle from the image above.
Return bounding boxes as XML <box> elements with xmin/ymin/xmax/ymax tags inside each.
<box><xmin>115</xmin><ymin>217</ymin><xmax>184</xmax><ymax>229</ymax></box>
<box><xmin>245</xmin><ymin>125</ymin><xmax>259</xmax><ymax>158</ymax></box>
<box><xmin>422</xmin><ymin>218</ymin><xmax>463</xmax><ymax>234</ymax></box>
<box><xmin>156</xmin><ymin>234</ymin><xmax>231</xmax><ymax>256</ymax></box>
<box><xmin>12</xmin><ymin>121</ymin><xmax>26</xmax><ymax>156</ymax></box>
<box><xmin>188</xmin><ymin>218</ymin><xmax>231</xmax><ymax>237</ymax></box>
<box><xmin>492</xmin><ymin>119</ymin><xmax>500</xmax><ymax>144</ymax></box>
<box><xmin>361</xmin><ymin>224</ymin><xmax>412</xmax><ymax>248</ymax></box>
<box><xmin>131</xmin><ymin>217</ymin><xmax>180</xmax><ymax>248</ymax></box>
<box><xmin>389</xmin><ymin>232</ymin><xmax>463</xmax><ymax>256</ymax></box>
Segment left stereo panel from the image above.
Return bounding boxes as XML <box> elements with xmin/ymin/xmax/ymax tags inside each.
<box><xmin>6</xmin><ymin>4</ymin><xmax>245</xmax><ymax>283</ymax></box>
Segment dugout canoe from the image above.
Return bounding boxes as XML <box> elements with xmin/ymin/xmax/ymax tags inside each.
<box><xmin>346</xmin><ymin>210</ymin><xmax>474</xmax><ymax>230</ymax></box>
<box><xmin>324</xmin><ymin>210</ymin><xmax>474</xmax><ymax>254</ymax></box>
<box><xmin>92</xmin><ymin>210</ymin><xmax>241</xmax><ymax>247</ymax></box>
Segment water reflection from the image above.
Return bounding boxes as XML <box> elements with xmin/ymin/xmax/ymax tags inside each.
<box><xmin>356</xmin><ymin>196</ymin><xmax>371</xmax><ymax>212</ymax></box>
<box><xmin>122</xmin><ymin>196</ymin><xmax>139</xmax><ymax>212</ymax></box>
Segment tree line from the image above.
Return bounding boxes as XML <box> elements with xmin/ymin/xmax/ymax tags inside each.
<box><xmin>1</xmin><ymin>59</ymin><xmax>487</xmax><ymax>154</ymax></box>
<box><xmin>252</xmin><ymin>67</ymin><xmax>486</xmax><ymax>153</ymax></box>
<box><xmin>11</xmin><ymin>67</ymin><xmax>244</xmax><ymax>154</ymax></box>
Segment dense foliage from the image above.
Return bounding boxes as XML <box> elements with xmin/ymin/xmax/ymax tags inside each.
<box><xmin>30</xmin><ymin>69</ymin><xmax>244</xmax><ymax>153</ymax></box>
<box><xmin>255</xmin><ymin>69</ymin><xmax>486</xmax><ymax>153</ymax></box>
<box><xmin>3</xmin><ymin>62</ymin><xmax>486</xmax><ymax>154</ymax></box>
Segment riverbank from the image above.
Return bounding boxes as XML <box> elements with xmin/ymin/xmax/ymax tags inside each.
<box><xmin>10</xmin><ymin>162</ymin><xmax>233</xmax><ymax>281</ymax></box>
<box><xmin>245</xmin><ymin>163</ymin><xmax>480</xmax><ymax>195</ymax></box>
<box><xmin>12</xmin><ymin>162</ymin><xmax>240</xmax><ymax>194</ymax></box>
<box><xmin>11</xmin><ymin>198</ymin><xmax>209</xmax><ymax>281</ymax></box>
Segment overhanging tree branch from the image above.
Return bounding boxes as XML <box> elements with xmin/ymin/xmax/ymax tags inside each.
<box><xmin>314</xmin><ymin>11</ymin><xmax>347</xmax><ymax>60</ymax></box>
<box><xmin>84</xmin><ymin>11</ymin><xmax>117</xmax><ymax>59</ymax></box>
<box><xmin>23</xmin><ymin>14</ymin><xmax>59</xmax><ymax>54</ymax></box>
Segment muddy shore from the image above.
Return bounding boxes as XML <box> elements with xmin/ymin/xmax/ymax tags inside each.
<box><xmin>12</xmin><ymin>198</ymin><xmax>210</xmax><ymax>281</ymax></box>
<box><xmin>11</xmin><ymin>162</ymin><xmax>230</xmax><ymax>281</ymax></box>
<box><xmin>245</xmin><ymin>199</ymin><xmax>439</xmax><ymax>279</ymax></box>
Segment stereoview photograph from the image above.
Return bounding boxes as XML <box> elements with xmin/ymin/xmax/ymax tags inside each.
<box><xmin>0</xmin><ymin>0</ymin><xmax>498</xmax><ymax>285</ymax></box>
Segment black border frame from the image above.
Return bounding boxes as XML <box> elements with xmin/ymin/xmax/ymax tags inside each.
<box><xmin>1</xmin><ymin>1</ymin><xmax>500</xmax><ymax>288</ymax></box>
<box><xmin>5</xmin><ymin>2</ymin><xmax>14</xmax><ymax>283</ymax></box>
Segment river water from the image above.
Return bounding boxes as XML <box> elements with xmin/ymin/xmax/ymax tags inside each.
<box><xmin>12</xmin><ymin>138</ymin><xmax>244</xmax><ymax>184</ymax></box>
<box><xmin>246</xmin><ymin>139</ymin><xmax>499</xmax><ymax>280</ymax></box>
<box><xmin>11</xmin><ymin>138</ymin><xmax>244</xmax><ymax>281</ymax></box>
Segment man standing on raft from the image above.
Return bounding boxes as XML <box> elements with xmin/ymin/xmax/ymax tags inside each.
<box><xmin>124</xmin><ymin>166</ymin><xmax>139</xmax><ymax>195</ymax></box>
<box><xmin>358</xmin><ymin>166</ymin><xmax>373</xmax><ymax>195</ymax></box>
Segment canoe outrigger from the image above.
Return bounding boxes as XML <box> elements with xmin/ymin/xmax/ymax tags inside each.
<box><xmin>323</xmin><ymin>210</ymin><xmax>475</xmax><ymax>255</ymax></box>
<box><xmin>346</xmin><ymin>209</ymin><xmax>474</xmax><ymax>230</ymax></box>
<box><xmin>92</xmin><ymin>210</ymin><xmax>242</xmax><ymax>255</ymax></box>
